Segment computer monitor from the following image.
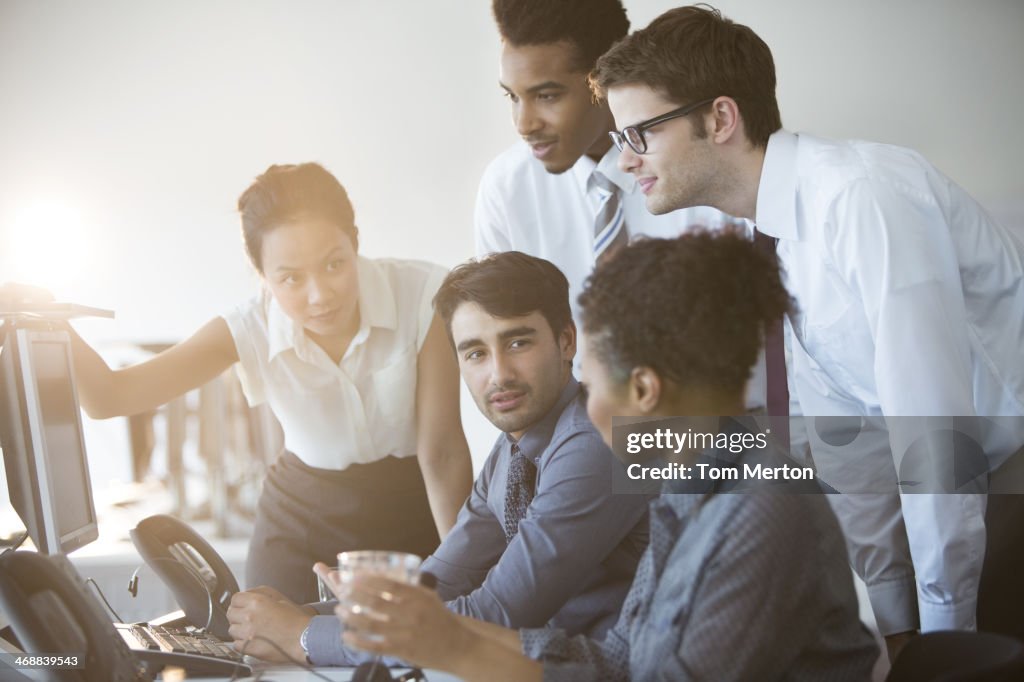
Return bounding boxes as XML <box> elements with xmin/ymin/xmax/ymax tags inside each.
<box><xmin>0</xmin><ymin>323</ymin><xmax>98</xmax><ymax>554</ymax></box>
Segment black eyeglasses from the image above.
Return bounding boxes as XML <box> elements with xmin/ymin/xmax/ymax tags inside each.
<box><xmin>609</xmin><ymin>98</ymin><xmax>716</xmax><ymax>155</ymax></box>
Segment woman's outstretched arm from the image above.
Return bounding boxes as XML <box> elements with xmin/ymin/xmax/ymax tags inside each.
<box><xmin>68</xmin><ymin>316</ymin><xmax>239</xmax><ymax>418</ymax></box>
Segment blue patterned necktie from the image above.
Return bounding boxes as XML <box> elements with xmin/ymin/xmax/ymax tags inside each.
<box><xmin>503</xmin><ymin>441</ymin><xmax>536</xmax><ymax>543</ymax></box>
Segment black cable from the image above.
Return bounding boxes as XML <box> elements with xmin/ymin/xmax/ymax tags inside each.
<box><xmin>228</xmin><ymin>634</ymin><xmax>426</xmax><ymax>682</ymax></box>
<box><xmin>230</xmin><ymin>635</ymin><xmax>336</xmax><ymax>682</ymax></box>
<box><xmin>127</xmin><ymin>556</ymin><xmax>217</xmax><ymax>633</ymax></box>
<box><xmin>85</xmin><ymin>577</ymin><xmax>125</xmax><ymax>623</ymax></box>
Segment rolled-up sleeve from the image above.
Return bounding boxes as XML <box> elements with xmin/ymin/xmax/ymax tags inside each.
<box><xmin>305</xmin><ymin>615</ymin><xmax>351</xmax><ymax>666</ymax></box>
<box><xmin>524</xmin><ymin>627</ymin><xmax>630</xmax><ymax>682</ymax></box>
<box><xmin>520</xmin><ymin>568</ymin><xmax>636</xmax><ymax>682</ymax></box>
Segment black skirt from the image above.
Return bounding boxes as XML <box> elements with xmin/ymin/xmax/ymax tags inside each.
<box><xmin>245</xmin><ymin>452</ymin><xmax>440</xmax><ymax>603</ymax></box>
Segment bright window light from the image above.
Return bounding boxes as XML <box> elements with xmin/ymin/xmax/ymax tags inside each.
<box><xmin>5</xmin><ymin>199</ymin><xmax>95</xmax><ymax>294</ymax></box>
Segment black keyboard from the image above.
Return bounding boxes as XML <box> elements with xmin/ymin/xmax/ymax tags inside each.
<box><xmin>116</xmin><ymin>623</ymin><xmax>253</xmax><ymax>678</ymax></box>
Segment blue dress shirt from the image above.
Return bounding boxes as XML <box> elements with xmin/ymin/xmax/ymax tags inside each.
<box><xmin>523</xmin><ymin>425</ymin><xmax>879</xmax><ymax>680</ymax></box>
<box><xmin>306</xmin><ymin>377</ymin><xmax>652</xmax><ymax>665</ymax></box>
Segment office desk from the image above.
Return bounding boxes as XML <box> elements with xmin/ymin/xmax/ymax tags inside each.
<box><xmin>193</xmin><ymin>665</ymin><xmax>463</xmax><ymax>681</ymax></box>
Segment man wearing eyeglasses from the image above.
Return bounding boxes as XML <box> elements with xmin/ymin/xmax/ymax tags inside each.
<box><xmin>476</xmin><ymin>0</ymin><xmax>739</xmax><ymax>328</ymax></box>
<box><xmin>592</xmin><ymin>4</ymin><xmax>1024</xmax><ymax>665</ymax></box>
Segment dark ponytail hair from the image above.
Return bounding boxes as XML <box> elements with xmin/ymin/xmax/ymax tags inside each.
<box><xmin>236</xmin><ymin>162</ymin><xmax>359</xmax><ymax>273</ymax></box>
<box><xmin>579</xmin><ymin>228</ymin><xmax>792</xmax><ymax>392</ymax></box>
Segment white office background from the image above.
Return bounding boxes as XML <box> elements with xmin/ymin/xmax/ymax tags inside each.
<box><xmin>1</xmin><ymin>0</ymin><xmax>1022</xmax><ymax>479</ymax></box>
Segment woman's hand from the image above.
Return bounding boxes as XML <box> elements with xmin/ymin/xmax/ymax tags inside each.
<box><xmin>337</xmin><ymin>575</ymin><xmax>475</xmax><ymax>671</ymax></box>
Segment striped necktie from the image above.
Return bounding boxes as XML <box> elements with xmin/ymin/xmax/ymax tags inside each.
<box><xmin>592</xmin><ymin>171</ymin><xmax>628</xmax><ymax>263</ymax></box>
<box><xmin>503</xmin><ymin>441</ymin><xmax>536</xmax><ymax>543</ymax></box>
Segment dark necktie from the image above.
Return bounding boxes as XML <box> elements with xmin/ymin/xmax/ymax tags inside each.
<box><xmin>503</xmin><ymin>442</ymin><xmax>536</xmax><ymax>543</ymax></box>
<box><xmin>754</xmin><ymin>228</ymin><xmax>790</xmax><ymax>450</ymax></box>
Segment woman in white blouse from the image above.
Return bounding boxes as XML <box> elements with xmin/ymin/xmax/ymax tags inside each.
<box><xmin>65</xmin><ymin>162</ymin><xmax>472</xmax><ymax>602</ymax></box>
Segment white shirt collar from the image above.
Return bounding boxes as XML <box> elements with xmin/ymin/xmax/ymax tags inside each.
<box><xmin>755</xmin><ymin>129</ymin><xmax>801</xmax><ymax>242</ymax></box>
<box><xmin>354</xmin><ymin>254</ymin><xmax>398</xmax><ymax>332</ymax></box>
<box><xmin>570</xmin><ymin>145</ymin><xmax>637</xmax><ymax>196</ymax></box>
<box><xmin>265</xmin><ymin>254</ymin><xmax>398</xmax><ymax>363</ymax></box>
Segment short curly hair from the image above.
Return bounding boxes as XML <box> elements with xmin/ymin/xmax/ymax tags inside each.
<box><xmin>579</xmin><ymin>229</ymin><xmax>792</xmax><ymax>393</ymax></box>
<box><xmin>492</xmin><ymin>0</ymin><xmax>630</xmax><ymax>72</ymax></box>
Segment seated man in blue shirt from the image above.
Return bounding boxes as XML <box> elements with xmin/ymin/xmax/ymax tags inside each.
<box><xmin>226</xmin><ymin>251</ymin><xmax>651</xmax><ymax>664</ymax></box>
<box><xmin>334</xmin><ymin>232</ymin><xmax>878</xmax><ymax>682</ymax></box>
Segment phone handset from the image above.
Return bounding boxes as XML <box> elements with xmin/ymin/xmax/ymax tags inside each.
<box><xmin>0</xmin><ymin>551</ymin><xmax>147</xmax><ymax>682</ymax></box>
<box><xmin>128</xmin><ymin>555</ymin><xmax>219</xmax><ymax>633</ymax></box>
<box><xmin>129</xmin><ymin>514</ymin><xmax>239</xmax><ymax>640</ymax></box>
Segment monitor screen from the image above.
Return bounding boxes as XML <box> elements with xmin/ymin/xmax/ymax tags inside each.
<box><xmin>0</xmin><ymin>325</ymin><xmax>98</xmax><ymax>554</ymax></box>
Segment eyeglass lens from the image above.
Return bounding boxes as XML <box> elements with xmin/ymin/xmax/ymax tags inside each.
<box><xmin>624</xmin><ymin>128</ymin><xmax>646</xmax><ymax>153</ymax></box>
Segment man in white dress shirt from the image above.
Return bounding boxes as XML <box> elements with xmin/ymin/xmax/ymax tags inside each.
<box><xmin>477</xmin><ymin>0</ymin><xmax>779</xmax><ymax>426</ymax></box>
<box><xmin>592</xmin><ymin>4</ymin><xmax>1024</xmax><ymax>663</ymax></box>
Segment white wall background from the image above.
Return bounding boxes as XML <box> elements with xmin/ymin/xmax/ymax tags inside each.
<box><xmin>1</xmin><ymin>0</ymin><xmax>1022</xmax><ymax>471</ymax></box>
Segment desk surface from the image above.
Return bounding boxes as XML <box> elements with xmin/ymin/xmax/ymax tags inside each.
<box><xmin>195</xmin><ymin>666</ymin><xmax>462</xmax><ymax>681</ymax></box>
